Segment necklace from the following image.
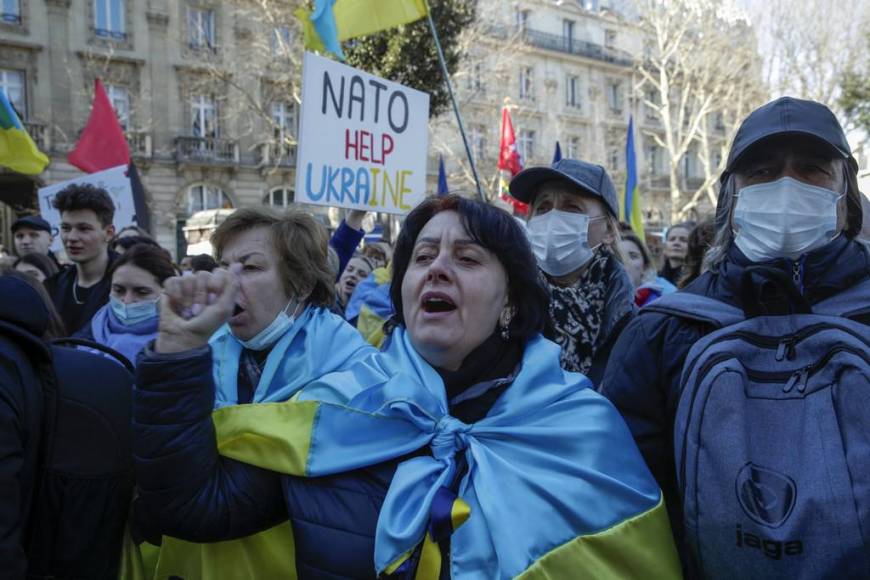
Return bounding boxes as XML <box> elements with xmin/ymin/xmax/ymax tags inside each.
<box><xmin>72</xmin><ymin>272</ymin><xmax>85</xmax><ymax>305</ymax></box>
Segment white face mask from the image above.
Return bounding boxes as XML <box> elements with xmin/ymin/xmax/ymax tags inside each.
<box><xmin>733</xmin><ymin>176</ymin><xmax>843</xmax><ymax>262</ymax></box>
<box><xmin>231</xmin><ymin>298</ymin><xmax>303</xmax><ymax>351</ymax></box>
<box><xmin>527</xmin><ymin>210</ymin><xmax>602</xmax><ymax>277</ymax></box>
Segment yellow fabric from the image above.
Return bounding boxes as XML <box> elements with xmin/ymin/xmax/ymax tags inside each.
<box><xmin>415</xmin><ymin>533</ymin><xmax>442</xmax><ymax>580</ymax></box>
<box><xmin>450</xmin><ymin>497</ymin><xmax>471</xmax><ymax>531</ymax></box>
<box><xmin>629</xmin><ymin>187</ymin><xmax>646</xmax><ymax>242</ymax></box>
<box><xmin>357</xmin><ymin>306</ymin><xmax>387</xmax><ymax>348</ymax></box>
<box><xmin>295</xmin><ymin>6</ymin><xmax>328</xmax><ymax>53</ymax></box>
<box><xmin>119</xmin><ymin>528</ymin><xmax>158</xmax><ymax>580</ymax></box>
<box><xmin>212</xmin><ymin>400</ymin><xmax>318</xmax><ymax>476</ymax></box>
<box><xmin>0</xmin><ymin>126</ymin><xmax>48</xmax><ymax>174</ymax></box>
<box><xmin>373</xmin><ymin>266</ymin><xmax>391</xmax><ymax>286</ymax></box>
<box><xmin>335</xmin><ymin>0</ymin><xmax>428</xmax><ymax>40</ymax></box>
<box><xmin>517</xmin><ymin>498</ymin><xmax>682</xmax><ymax>580</ymax></box>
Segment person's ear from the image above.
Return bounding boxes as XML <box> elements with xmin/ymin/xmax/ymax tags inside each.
<box><xmin>105</xmin><ymin>224</ymin><xmax>116</xmax><ymax>241</ymax></box>
<box><xmin>602</xmin><ymin>220</ymin><xmax>616</xmax><ymax>245</ymax></box>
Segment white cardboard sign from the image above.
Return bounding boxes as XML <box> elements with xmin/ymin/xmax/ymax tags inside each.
<box><xmin>38</xmin><ymin>165</ymin><xmax>136</xmax><ymax>253</ymax></box>
<box><xmin>294</xmin><ymin>52</ymin><xmax>430</xmax><ymax>215</ymax></box>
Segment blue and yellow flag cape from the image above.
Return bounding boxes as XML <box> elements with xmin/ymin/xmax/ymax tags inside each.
<box><xmin>0</xmin><ymin>90</ymin><xmax>48</xmax><ymax>174</ymax></box>
<box><xmin>623</xmin><ymin>115</ymin><xmax>645</xmax><ymax>240</ymax></box>
<box><xmin>207</xmin><ymin>329</ymin><xmax>681</xmax><ymax>577</ymax></box>
<box><xmin>345</xmin><ymin>267</ymin><xmax>394</xmax><ymax>348</ymax></box>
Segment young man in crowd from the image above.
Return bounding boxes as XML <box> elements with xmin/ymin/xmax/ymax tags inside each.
<box><xmin>44</xmin><ymin>184</ymin><xmax>117</xmax><ymax>335</ymax></box>
<box><xmin>12</xmin><ymin>215</ymin><xmax>60</xmax><ymax>266</ymax></box>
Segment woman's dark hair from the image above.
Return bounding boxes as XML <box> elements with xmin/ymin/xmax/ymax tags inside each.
<box><xmin>1</xmin><ymin>268</ymin><xmax>67</xmax><ymax>339</ymax></box>
<box><xmin>51</xmin><ymin>183</ymin><xmax>115</xmax><ymax>227</ymax></box>
<box><xmin>13</xmin><ymin>252</ymin><xmax>59</xmax><ymax>280</ymax></box>
<box><xmin>111</xmin><ymin>234</ymin><xmax>165</xmax><ymax>254</ymax></box>
<box><xmin>109</xmin><ymin>244</ymin><xmax>176</xmax><ymax>286</ymax></box>
<box><xmin>390</xmin><ymin>195</ymin><xmax>549</xmax><ymax>341</ymax></box>
<box><xmin>678</xmin><ymin>218</ymin><xmax>716</xmax><ymax>288</ymax></box>
<box><xmin>190</xmin><ymin>253</ymin><xmax>218</xmax><ymax>272</ymax></box>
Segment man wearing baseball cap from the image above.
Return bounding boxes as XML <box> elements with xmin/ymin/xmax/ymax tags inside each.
<box><xmin>599</xmin><ymin>97</ymin><xmax>869</xmax><ymax>574</ymax></box>
<box><xmin>11</xmin><ymin>215</ymin><xmax>60</xmax><ymax>266</ymax></box>
<box><xmin>509</xmin><ymin>158</ymin><xmax>635</xmax><ymax>385</ymax></box>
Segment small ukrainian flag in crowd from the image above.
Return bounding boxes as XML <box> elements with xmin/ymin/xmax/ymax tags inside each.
<box><xmin>0</xmin><ymin>90</ymin><xmax>48</xmax><ymax>175</ymax></box>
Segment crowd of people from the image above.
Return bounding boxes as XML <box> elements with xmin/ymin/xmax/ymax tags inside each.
<box><xmin>1</xmin><ymin>96</ymin><xmax>868</xmax><ymax>579</ymax></box>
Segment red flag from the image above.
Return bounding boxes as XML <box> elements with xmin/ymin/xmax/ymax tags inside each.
<box><xmin>68</xmin><ymin>79</ymin><xmax>130</xmax><ymax>173</ymax></box>
<box><xmin>497</xmin><ymin>106</ymin><xmax>522</xmax><ymax>176</ymax></box>
<box><xmin>497</xmin><ymin>106</ymin><xmax>528</xmax><ymax>215</ymax></box>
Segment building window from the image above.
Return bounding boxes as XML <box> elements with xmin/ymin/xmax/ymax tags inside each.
<box><xmin>519</xmin><ymin>67</ymin><xmax>534</xmax><ymax>101</ymax></box>
<box><xmin>190</xmin><ymin>94</ymin><xmax>218</xmax><ymax>138</ymax></box>
<box><xmin>562</xmin><ymin>19</ymin><xmax>574</xmax><ymax>51</ymax></box>
<box><xmin>94</xmin><ymin>0</ymin><xmax>126</xmax><ymax>40</ymax></box>
<box><xmin>264</xmin><ymin>188</ymin><xmax>294</xmax><ymax>208</ymax></box>
<box><xmin>681</xmin><ymin>152</ymin><xmax>696</xmax><ymax>178</ymax></box>
<box><xmin>0</xmin><ymin>69</ymin><xmax>25</xmax><ymax>119</ymax></box>
<box><xmin>567</xmin><ymin>136</ymin><xmax>580</xmax><ymax>159</ymax></box>
<box><xmin>187</xmin><ymin>7</ymin><xmax>216</xmax><ymax>51</ymax></box>
<box><xmin>605</xmin><ymin>29</ymin><xmax>617</xmax><ymax>49</ymax></box>
<box><xmin>187</xmin><ymin>184</ymin><xmax>231</xmax><ymax>214</ymax></box>
<box><xmin>645</xmin><ymin>143</ymin><xmax>664</xmax><ymax>175</ymax></box>
<box><xmin>606</xmin><ymin>80</ymin><xmax>623</xmax><ymax>113</ymax></box>
<box><xmin>271</xmin><ymin>101</ymin><xmax>296</xmax><ymax>144</ymax></box>
<box><xmin>519</xmin><ymin>129</ymin><xmax>535</xmax><ymax>162</ymax></box>
<box><xmin>469</xmin><ymin>124</ymin><xmax>487</xmax><ymax>160</ymax></box>
<box><xmin>516</xmin><ymin>8</ymin><xmax>530</xmax><ymax>29</ymax></box>
<box><xmin>608</xmin><ymin>148</ymin><xmax>620</xmax><ymax>171</ymax></box>
<box><xmin>565</xmin><ymin>74</ymin><xmax>581</xmax><ymax>109</ymax></box>
<box><xmin>271</xmin><ymin>26</ymin><xmax>291</xmax><ymax>55</ymax></box>
<box><xmin>1</xmin><ymin>0</ymin><xmax>20</xmax><ymax>24</ymax></box>
<box><xmin>714</xmin><ymin>111</ymin><xmax>725</xmax><ymax>130</ymax></box>
<box><xmin>466</xmin><ymin>62</ymin><xmax>485</xmax><ymax>93</ymax></box>
<box><xmin>583</xmin><ymin>0</ymin><xmax>600</xmax><ymax>10</ymax></box>
<box><xmin>106</xmin><ymin>84</ymin><xmax>129</xmax><ymax>129</ymax></box>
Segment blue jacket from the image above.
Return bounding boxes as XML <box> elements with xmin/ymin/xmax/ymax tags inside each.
<box><xmin>74</xmin><ymin>303</ymin><xmax>158</xmax><ymax>368</ymax></box>
<box><xmin>599</xmin><ymin>236</ymin><xmax>870</xmax><ymax>555</ymax></box>
<box><xmin>330</xmin><ymin>219</ymin><xmax>366</xmax><ymax>280</ymax></box>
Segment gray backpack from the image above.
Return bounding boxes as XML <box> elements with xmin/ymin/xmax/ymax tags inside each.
<box><xmin>646</xmin><ymin>278</ymin><xmax>870</xmax><ymax>579</ymax></box>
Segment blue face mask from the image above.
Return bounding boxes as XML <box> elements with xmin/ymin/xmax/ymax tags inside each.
<box><xmin>110</xmin><ymin>295</ymin><xmax>159</xmax><ymax>326</ymax></box>
<box><xmin>232</xmin><ymin>299</ymin><xmax>302</xmax><ymax>351</ymax></box>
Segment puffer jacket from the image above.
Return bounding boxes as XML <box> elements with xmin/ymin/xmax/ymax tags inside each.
<box><xmin>599</xmin><ymin>236</ymin><xmax>870</xmax><ymax>556</ymax></box>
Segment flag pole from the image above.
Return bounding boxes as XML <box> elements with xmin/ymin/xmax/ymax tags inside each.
<box><xmin>425</xmin><ymin>9</ymin><xmax>485</xmax><ymax>202</ymax></box>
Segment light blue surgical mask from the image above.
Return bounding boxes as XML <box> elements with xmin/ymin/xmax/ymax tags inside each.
<box><xmin>110</xmin><ymin>295</ymin><xmax>159</xmax><ymax>326</ymax></box>
<box><xmin>232</xmin><ymin>298</ymin><xmax>303</xmax><ymax>351</ymax></box>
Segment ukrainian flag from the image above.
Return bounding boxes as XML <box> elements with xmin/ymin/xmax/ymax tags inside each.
<box><xmin>0</xmin><ymin>91</ymin><xmax>48</xmax><ymax>175</ymax></box>
<box><xmin>300</xmin><ymin>0</ymin><xmax>429</xmax><ymax>59</ymax></box>
<box><xmin>623</xmin><ymin>116</ymin><xmax>645</xmax><ymax>239</ymax></box>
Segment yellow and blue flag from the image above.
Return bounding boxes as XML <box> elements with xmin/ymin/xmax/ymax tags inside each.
<box><xmin>0</xmin><ymin>90</ymin><xmax>48</xmax><ymax>175</ymax></box>
<box><xmin>299</xmin><ymin>0</ymin><xmax>429</xmax><ymax>59</ymax></box>
<box><xmin>623</xmin><ymin>116</ymin><xmax>645</xmax><ymax>239</ymax></box>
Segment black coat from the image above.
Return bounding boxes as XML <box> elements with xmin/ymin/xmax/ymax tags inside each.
<box><xmin>599</xmin><ymin>236</ymin><xmax>870</xmax><ymax>555</ymax></box>
<box><xmin>44</xmin><ymin>251</ymin><xmax>118</xmax><ymax>336</ymax></box>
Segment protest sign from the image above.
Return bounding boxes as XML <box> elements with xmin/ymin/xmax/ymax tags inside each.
<box><xmin>294</xmin><ymin>52</ymin><xmax>430</xmax><ymax>215</ymax></box>
<box><xmin>38</xmin><ymin>164</ymin><xmax>137</xmax><ymax>252</ymax></box>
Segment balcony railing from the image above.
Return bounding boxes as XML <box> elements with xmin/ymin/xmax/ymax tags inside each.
<box><xmin>486</xmin><ymin>25</ymin><xmax>634</xmax><ymax>67</ymax></box>
<box><xmin>1</xmin><ymin>11</ymin><xmax>21</xmax><ymax>24</ymax></box>
<box><xmin>126</xmin><ymin>131</ymin><xmax>152</xmax><ymax>159</ymax></box>
<box><xmin>24</xmin><ymin>122</ymin><xmax>49</xmax><ymax>152</ymax></box>
<box><xmin>175</xmin><ymin>136</ymin><xmax>239</xmax><ymax>165</ymax></box>
<box><xmin>257</xmin><ymin>142</ymin><xmax>297</xmax><ymax>167</ymax></box>
<box><xmin>649</xmin><ymin>175</ymin><xmax>670</xmax><ymax>189</ymax></box>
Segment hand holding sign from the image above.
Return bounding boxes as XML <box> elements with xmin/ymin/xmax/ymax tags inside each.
<box><xmin>295</xmin><ymin>52</ymin><xmax>430</xmax><ymax>215</ymax></box>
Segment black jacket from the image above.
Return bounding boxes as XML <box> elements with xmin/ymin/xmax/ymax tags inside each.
<box><xmin>599</xmin><ymin>236</ymin><xmax>870</xmax><ymax>556</ymax></box>
<box><xmin>0</xmin><ymin>276</ymin><xmax>134</xmax><ymax>579</ymax></box>
<box><xmin>44</xmin><ymin>251</ymin><xmax>119</xmax><ymax>336</ymax></box>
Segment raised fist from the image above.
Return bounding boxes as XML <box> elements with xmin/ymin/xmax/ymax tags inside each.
<box><xmin>155</xmin><ymin>265</ymin><xmax>241</xmax><ymax>353</ymax></box>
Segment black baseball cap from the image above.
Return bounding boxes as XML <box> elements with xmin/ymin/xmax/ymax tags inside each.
<box><xmin>721</xmin><ymin>96</ymin><xmax>853</xmax><ymax>184</ymax></box>
<box><xmin>11</xmin><ymin>215</ymin><xmax>52</xmax><ymax>234</ymax></box>
<box><xmin>509</xmin><ymin>158</ymin><xmax>619</xmax><ymax>218</ymax></box>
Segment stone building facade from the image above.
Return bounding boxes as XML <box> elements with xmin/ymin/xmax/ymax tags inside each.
<box><xmin>0</xmin><ymin>0</ymin><xmax>712</xmax><ymax>257</ymax></box>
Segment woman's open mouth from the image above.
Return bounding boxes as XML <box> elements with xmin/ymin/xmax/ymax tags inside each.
<box><xmin>420</xmin><ymin>291</ymin><xmax>457</xmax><ymax>315</ymax></box>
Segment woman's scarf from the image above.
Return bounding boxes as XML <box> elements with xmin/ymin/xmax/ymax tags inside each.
<box><xmin>89</xmin><ymin>304</ymin><xmax>158</xmax><ymax>368</ymax></box>
<box><xmin>211</xmin><ymin>328</ymin><xmax>681</xmax><ymax>578</ymax></box>
<box><xmin>208</xmin><ymin>305</ymin><xmax>376</xmax><ymax>407</ymax></box>
<box><xmin>547</xmin><ymin>248</ymin><xmax>612</xmax><ymax>374</ymax></box>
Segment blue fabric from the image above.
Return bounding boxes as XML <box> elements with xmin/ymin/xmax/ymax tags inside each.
<box><xmin>345</xmin><ymin>272</ymin><xmax>393</xmax><ymax>323</ymax></box>
<box><xmin>209</xmin><ymin>306</ymin><xmax>375</xmax><ymax>407</ymax></box>
<box><xmin>437</xmin><ymin>155</ymin><xmax>448</xmax><ymax>196</ymax></box>
<box><xmin>636</xmin><ymin>276</ymin><xmax>677</xmax><ymax>307</ymax></box>
<box><xmin>88</xmin><ymin>304</ymin><xmax>158</xmax><ymax>368</ymax></box>
<box><xmin>600</xmin><ymin>236</ymin><xmax>870</xmax><ymax>562</ymax></box>
<box><xmin>296</xmin><ymin>328</ymin><xmax>662</xmax><ymax>576</ymax></box>
<box><xmin>311</xmin><ymin>0</ymin><xmax>344</xmax><ymax>58</ymax></box>
<box><xmin>329</xmin><ymin>219</ymin><xmax>366</xmax><ymax>281</ymax></box>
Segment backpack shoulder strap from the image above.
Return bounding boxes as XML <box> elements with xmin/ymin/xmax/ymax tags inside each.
<box><xmin>641</xmin><ymin>292</ymin><xmax>745</xmax><ymax>329</ymax></box>
<box><xmin>812</xmin><ymin>278</ymin><xmax>870</xmax><ymax>318</ymax></box>
<box><xmin>52</xmin><ymin>337</ymin><xmax>135</xmax><ymax>374</ymax></box>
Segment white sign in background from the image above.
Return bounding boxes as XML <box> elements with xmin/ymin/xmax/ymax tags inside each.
<box><xmin>294</xmin><ymin>52</ymin><xmax>431</xmax><ymax>215</ymax></box>
<box><xmin>38</xmin><ymin>164</ymin><xmax>137</xmax><ymax>253</ymax></box>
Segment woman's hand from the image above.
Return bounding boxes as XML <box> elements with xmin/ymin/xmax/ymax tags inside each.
<box><xmin>345</xmin><ymin>209</ymin><xmax>368</xmax><ymax>231</ymax></box>
<box><xmin>155</xmin><ymin>266</ymin><xmax>241</xmax><ymax>354</ymax></box>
